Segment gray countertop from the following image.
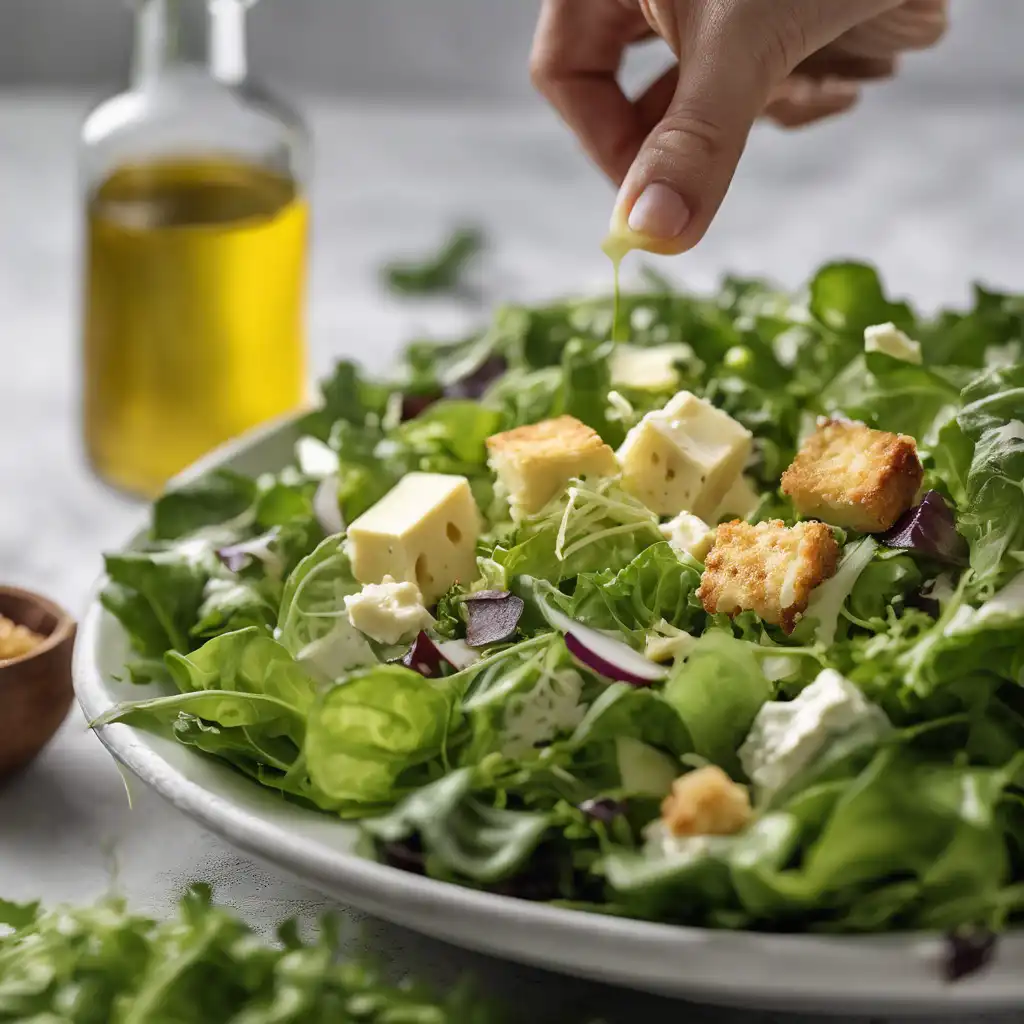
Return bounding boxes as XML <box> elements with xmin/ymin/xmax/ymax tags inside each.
<box><xmin>2</xmin><ymin>88</ymin><xmax>1022</xmax><ymax>1023</ymax></box>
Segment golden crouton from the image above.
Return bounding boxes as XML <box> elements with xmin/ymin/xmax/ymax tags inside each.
<box><xmin>780</xmin><ymin>419</ymin><xmax>923</xmax><ymax>533</ymax></box>
<box><xmin>698</xmin><ymin>519</ymin><xmax>839</xmax><ymax>633</ymax></box>
<box><xmin>486</xmin><ymin>415</ymin><xmax>617</xmax><ymax>519</ymax></box>
<box><xmin>661</xmin><ymin>766</ymin><xmax>751</xmax><ymax>837</ymax></box>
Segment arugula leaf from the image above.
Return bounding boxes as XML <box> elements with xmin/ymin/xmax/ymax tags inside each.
<box><xmin>151</xmin><ymin>469</ymin><xmax>257</xmax><ymax>541</ymax></box>
<box><xmin>820</xmin><ymin>355</ymin><xmax>962</xmax><ymax>451</ymax></box>
<box><xmin>103</xmin><ymin>548</ymin><xmax>212</xmax><ymax>655</ymax></box>
<box><xmin>382</xmin><ymin>226</ymin><xmax>485</xmax><ymax>296</ymax></box>
<box><xmin>808</xmin><ymin>261</ymin><xmax>915</xmax><ymax>338</ymax></box>
<box><xmin>960</xmin><ymin>420</ymin><xmax>1024</xmax><ymax>590</ymax></box>
<box><xmin>365</xmin><ymin>768</ymin><xmax>552</xmax><ymax>883</ymax></box>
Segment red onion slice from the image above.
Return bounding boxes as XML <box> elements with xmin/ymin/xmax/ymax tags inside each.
<box><xmin>542</xmin><ymin>602</ymin><xmax>667</xmax><ymax>687</ymax></box>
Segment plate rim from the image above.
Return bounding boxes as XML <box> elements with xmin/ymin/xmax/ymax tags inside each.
<box><xmin>73</xmin><ymin>414</ymin><xmax>1024</xmax><ymax>1012</ymax></box>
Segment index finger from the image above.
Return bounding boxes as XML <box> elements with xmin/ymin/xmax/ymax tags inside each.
<box><xmin>530</xmin><ymin>0</ymin><xmax>654</xmax><ymax>184</ymax></box>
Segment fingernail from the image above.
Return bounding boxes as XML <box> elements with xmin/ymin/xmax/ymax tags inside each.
<box><xmin>627</xmin><ymin>182</ymin><xmax>691</xmax><ymax>240</ymax></box>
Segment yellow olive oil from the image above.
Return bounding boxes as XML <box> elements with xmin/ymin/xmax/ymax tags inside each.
<box><xmin>83</xmin><ymin>158</ymin><xmax>309</xmax><ymax>497</ymax></box>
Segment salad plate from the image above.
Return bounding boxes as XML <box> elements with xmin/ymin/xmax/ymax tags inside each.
<box><xmin>75</xmin><ymin>264</ymin><xmax>1024</xmax><ymax>1013</ymax></box>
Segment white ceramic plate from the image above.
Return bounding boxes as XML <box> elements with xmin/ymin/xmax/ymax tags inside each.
<box><xmin>74</xmin><ymin>415</ymin><xmax>1024</xmax><ymax>1016</ymax></box>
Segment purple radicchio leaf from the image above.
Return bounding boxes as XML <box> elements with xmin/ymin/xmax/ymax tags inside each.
<box><xmin>400</xmin><ymin>391</ymin><xmax>442</xmax><ymax>422</ymax></box>
<box><xmin>577</xmin><ymin>797</ymin><xmax>628</xmax><ymax>824</ymax></box>
<box><xmin>401</xmin><ymin>631</ymin><xmax>456</xmax><ymax>678</ymax></box>
<box><xmin>398</xmin><ymin>356</ymin><xmax>508</xmax><ymax>423</ymax></box>
<box><xmin>463</xmin><ymin>591</ymin><xmax>525</xmax><ymax>647</ymax></box>
<box><xmin>879</xmin><ymin>490</ymin><xmax>969</xmax><ymax>566</ymax></box>
<box><xmin>445</xmin><ymin>355</ymin><xmax>508</xmax><ymax>400</ymax></box>
<box><xmin>943</xmin><ymin>927</ymin><xmax>998</xmax><ymax>982</ymax></box>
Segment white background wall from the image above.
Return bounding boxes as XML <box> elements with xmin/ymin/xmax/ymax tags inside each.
<box><xmin>0</xmin><ymin>0</ymin><xmax>1021</xmax><ymax>99</ymax></box>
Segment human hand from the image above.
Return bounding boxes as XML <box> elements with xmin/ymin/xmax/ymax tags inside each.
<box><xmin>531</xmin><ymin>0</ymin><xmax>948</xmax><ymax>254</ymax></box>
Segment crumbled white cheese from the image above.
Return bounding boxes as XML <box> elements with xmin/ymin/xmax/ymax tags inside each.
<box><xmin>344</xmin><ymin>576</ymin><xmax>435</xmax><ymax>645</ymax></box>
<box><xmin>659</xmin><ymin>511</ymin><xmax>714</xmax><ymax>561</ymax></box>
<box><xmin>739</xmin><ymin>669</ymin><xmax>890</xmax><ymax>797</ymax></box>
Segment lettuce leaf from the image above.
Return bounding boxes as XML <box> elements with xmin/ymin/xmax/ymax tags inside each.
<box><xmin>558</xmin><ymin>542</ymin><xmax>704</xmax><ymax>642</ymax></box>
<box><xmin>364</xmin><ymin>768</ymin><xmax>552</xmax><ymax>884</ymax></box>
<box><xmin>276</xmin><ymin>535</ymin><xmax>375</xmax><ymax>680</ymax></box>
<box><xmin>0</xmin><ymin>883</ymin><xmax>500</xmax><ymax>1022</ymax></box>
<box><xmin>663</xmin><ymin>632</ymin><xmax>772</xmax><ymax>777</ymax></box>
<box><xmin>306</xmin><ymin>665</ymin><xmax>459</xmax><ymax>807</ymax></box>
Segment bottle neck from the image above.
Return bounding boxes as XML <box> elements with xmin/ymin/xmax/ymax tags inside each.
<box><xmin>131</xmin><ymin>0</ymin><xmax>250</xmax><ymax>88</ymax></box>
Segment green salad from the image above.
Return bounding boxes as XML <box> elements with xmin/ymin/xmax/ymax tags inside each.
<box><xmin>99</xmin><ymin>262</ymin><xmax>1024</xmax><ymax>937</ymax></box>
<box><xmin>0</xmin><ymin>884</ymin><xmax>497</xmax><ymax>1021</ymax></box>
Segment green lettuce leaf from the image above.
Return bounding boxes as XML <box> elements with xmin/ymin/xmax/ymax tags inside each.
<box><xmin>276</xmin><ymin>535</ymin><xmax>375</xmax><ymax>680</ymax></box>
<box><xmin>559</xmin><ymin>542</ymin><xmax>704</xmax><ymax>642</ymax></box>
<box><xmin>493</xmin><ymin>480</ymin><xmax>660</xmax><ymax>584</ymax></box>
<box><xmin>364</xmin><ymin>768</ymin><xmax>552</xmax><ymax>883</ymax></box>
<box><xmin>663</xmin><ymin>632</ymin><xmax>772</xmax><ymax>776</ymax></box>
<box><xmin>151</xmin><ymin>469</ymin><xmax>257</xmax><ymax>541</ymax></box>
<box><xmin>305</xmin><ymin>665</ymin><xmax>458</xmax><ymax>807</ymax></box>
<box><xmin>0</xmin><ymin>883</ymin><xmax>500</xmax><ymax>1022</ymax></box>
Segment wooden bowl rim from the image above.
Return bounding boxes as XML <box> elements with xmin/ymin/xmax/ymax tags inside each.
<box><xmin>0</xmin><ymin>585</ymin><xmax>76</xmax><ymax>671</ymax></box>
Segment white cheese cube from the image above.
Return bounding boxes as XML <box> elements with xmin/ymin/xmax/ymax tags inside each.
<box><xmin>486</xmin><ymin>415</ymin><xmax>618</xmax><ymax>520</ymax></box>
<box><xmin>347</xmin><ymin>472</ymin><xmax>481</xmax><ymax>603</ymax></box>
<box><xmin>659</xmin><ymin>510</ymin><xmax>714</xmax><ymax>561</ymax></box>
<box><xmin>713</xmin><ymin>474</ymin><xmax>760</xmax><ymax>522</ymax></box>
<box><xmin>344</xmin><ymin>576</ymin><xmax>435</xmax><ymax>645</ymax></box>
<box><xmin>616</xmin><ymin>391</ymin><xmax>752</xmax><ymax>518</ymax></box>
<box><xmin>864</xmin><ymin>322</ymin><xmax>923</xmax><ymax>365</ymax></box>
<box><xmin>610</xmin><ymin>343</ymin><xmax>694</xmax><ymax>392</ymax></box>
<box><xmin>738</xmin><ymin>669</ymin><xmax>890</xmax><ymax>797</ymax></box>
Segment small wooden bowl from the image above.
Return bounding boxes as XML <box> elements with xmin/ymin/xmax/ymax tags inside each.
<box><xmin>0</xmin><ymin>586</ymin><xmax>76</xmax><ymax>781</ymax></box>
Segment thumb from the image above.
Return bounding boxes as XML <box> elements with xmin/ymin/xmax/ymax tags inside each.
<box><xmin>609</xmin><ymin>0</ymin><xmax>900</xmax><ymax>256</ymax></box>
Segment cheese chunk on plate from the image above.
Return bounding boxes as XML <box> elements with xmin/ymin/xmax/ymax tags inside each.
<box><xmin>347</xmin><ymin>472</ymin><xmax>481</xmax><ymax>603</ymax></box>
<box><xmin>617</xmin><ymin>391</ymin><xmax>752</xmax><ymax>518</ymax></box>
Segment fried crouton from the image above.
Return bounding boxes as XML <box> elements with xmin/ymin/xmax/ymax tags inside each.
<box><xmin>486</xmin><ymin>415</ymin><xmax>617</xmax><ymax>519</ymax></box>
<box><xmin>660</xmin><ymin>766</ymin><xmax>751</xmax><ymax>837</ymax></box>
<box><xmin>698</xmin><ymin>519</ymin><xmax>839</xmax><ymax>633</ymax></box>
<box><xmin>781</xmin><ymin>419</ymin><xmax>923</xmax><ymax>533</ymax></box>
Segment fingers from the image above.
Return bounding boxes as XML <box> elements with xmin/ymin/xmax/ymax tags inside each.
<box><xmin>529</xmin><ymin>0</ymin><xmax>655</xmax><ymax>182</ymax></box>
<box><xmin>764</xmin><ymin>77</ymin><xmax>861</xmax><ymax>129</ymax></box>
<box><xmin>611</xmin><ymin>0</ymin><xmax>904</xmax><ymax>255</ymax></box>
<box><xmin>835</xmin><ymin>0</ymin><xmax>949</xmax><ymax>58</ymax></box>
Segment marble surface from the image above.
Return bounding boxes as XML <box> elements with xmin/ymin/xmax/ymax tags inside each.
<box><xmin>2</xmin><ymin>88</ymin><xmax>1023</xmax><ymax>1022</ymax></box>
